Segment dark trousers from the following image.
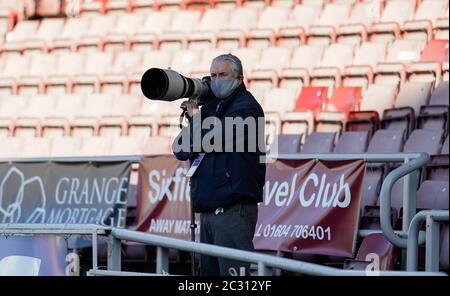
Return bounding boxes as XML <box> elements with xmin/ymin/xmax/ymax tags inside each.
<box><xmin>199</xmin><ymin>200</ymin><xmax>258</xmax><ymax>276</ymax></box>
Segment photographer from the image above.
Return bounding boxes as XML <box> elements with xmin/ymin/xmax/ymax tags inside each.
<box><xmin>172</xmin><ymin>54</ymin><xmax>266</xmax><ymax>276</ymax></box>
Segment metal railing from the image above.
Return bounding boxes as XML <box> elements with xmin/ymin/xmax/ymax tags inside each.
<box><xmin>0</xmin><ymin>152</ymin><xmax>447</xmax><ymax>276</ymax></box>
<box><xmin>0</xmin><ymin>224</ymin><xmax>446</xmax><ymax>276</ymax></box>
<box><xmin>406</xmin><ymin>210</ymin><xmax>449</xmax><ymax>272</ymax></box>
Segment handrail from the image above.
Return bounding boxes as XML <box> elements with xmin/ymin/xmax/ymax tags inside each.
<box><xmin>406</xmin><ymin>210</ymin><xmax>449</xmax><ymax>271</ymax></box>
<box><xmin>379</xmin><ymin>152</ymin><xmax>429</xmax><ymax>248</ymax></box>
<box><xmin>111</xmin><ymin>228</ymin><xmax>446</xmax><ymax>276</ymax></box>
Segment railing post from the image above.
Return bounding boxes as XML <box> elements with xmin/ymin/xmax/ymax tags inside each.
<box><xmin>402</xmin><ymin>159</ymin><xmax>418</xmax><ymax>234</ymax></box>
<box><xmin>156</xmin><ymin>247</ymin><xmax>169</xmax><ymax>274</ymax></box>
<box><xmin>380</xmin><ymin>153</ymin><xmax>429</xmax><ymax>248</ymax></box>
<box><xmin>257</xmin><ymin>262</ymin><xmax>271</xmax><ymax>276</ymax></box>
<box><xmin>107</xmin><ymin>233</ymin><xmax>121</xmax><ymax>271</ymax></box>
<box><xmin>425</xmin><ymin>216</ymin><xmax>441</xmax><ymax>272</ymax></box>
<box><xmin>92</xmin><ymin>230</ymin><xmax>98</xmax><ymax>270</ymax></box>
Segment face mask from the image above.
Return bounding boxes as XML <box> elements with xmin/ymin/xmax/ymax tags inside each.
<box><xmin>210</xmin><ymin>79</ymin><xmax>239</xmax><ymax>99</ymax></box>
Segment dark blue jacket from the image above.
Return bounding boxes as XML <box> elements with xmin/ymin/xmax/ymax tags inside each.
<box><xmin>172</xmin><ymin>83</ymin><xmax>266</xmax><ymax>213</ymax></box>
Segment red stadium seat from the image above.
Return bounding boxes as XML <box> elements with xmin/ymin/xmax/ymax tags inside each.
<box><xmin>421</xmin><ymin>39</ymin><xmax>449</xmax><ymax>63</ymax></box>
<box><xmin>294</xmin><ymin>86</ymin><xmax>327</xmax><ymax>114</ymax></box>
<box><xmin>345</xmin><ymin>110</ymin><xmax>379</xmax><ymax>138</ymax></box>
<box><xmin>324</xmin><ymin>86</ymin><xmax>362</xmax><ymax>112</ymax></box>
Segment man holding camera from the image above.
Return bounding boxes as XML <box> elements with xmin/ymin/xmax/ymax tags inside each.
<box><xmin>172</xmin><ymin>54</ymin><xmax>266</xmax><ymax>276</ymax></box>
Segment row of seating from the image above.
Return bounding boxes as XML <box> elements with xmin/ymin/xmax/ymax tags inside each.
<box><xmin>0</xmin><ymin>41</ymin><xmax>448</xmax><ymax>98</ymax></box>
<box><xmin>0</xmin><ymin>82</ymin><xmax>449</xmax><ymax>137</ymax></box>
<box><xmin>0</xmin><ymin>81</ymin><xmax>447</xmax><ymax>138</ymax></box>
<box><xmin>1</xmin><ymin>6</ymin><xmax>448</xmax><ymax>56</ymax></box>
<box><xmin>0</xmin><ymin>135</ymin><xmax>172</xmax><ymax>158</ymax></box>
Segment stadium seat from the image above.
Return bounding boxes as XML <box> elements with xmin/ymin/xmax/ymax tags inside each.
<box><xmin>248</xmin><ymin>47</ymin><xmax>292</xmax><ymax>90</ymax></box>
<box><xmin>187</xmin><ymin>9</ymin><xmax>230</xmax><ymax>50</ymax></box>
<box><xmin>442</xmin><ymin>136</ymin><xmax>449</xmax><ymax>154</ymax></box>
<box><xmin>23</xmin><ymin>18</ymin><xmax>65</xmax><ymax>54</ymax></box>
<box><xmin>345</xmin><ymin>111</ymin><xmax>380</xmax><ymax>138</ymax></box>
<box><xmin>336</xmin><ymin>1</ymin><xmax>380</xmax><ymax>45</ymax></box>
<box><xmin>279</xmin><ymin>45</ymin><xmax>324</xmax><ymax>89</ymax></box>
<box><xmin>0</xmin><ymin>137</ymin><xmax>24</xmax><ymax>158</ymax></box>
<box><xmin>312</xmin><ymin>44</ymin><xmax>355</xmax><ymax>95</ymax></box>
<box><xmin>103</xmin><ymin>13</ymin><xmax>145</xmax><ymax>52</ymax></box>
<box><xmin>343</xmin><ymin>42</ymin><xmax>386</xmax><ymax>92</ymax></box>
<box><xmin>0</xmin><ymin>95</ymin><xmax>29</xmax><ymax>119</ymax></box>
<box><xmin>245</xmin><ymin>6</ymin><xmax>290</xmax><ymax>48</ymax></box>
<box><xmin>158</xmin><ymin>10</ymin><xmax>201</xmax><ymax>51</ymax></box>
<box><xmin>50</xmin><ymin>17</ymin><xmax>90</xmax><ymax>53</ymax></box>
<box><xmin>49</xmin><ymin>136</ymin><xmax>82</xmax><ymax>157</ymax></box>
<box><xmin>216</xmin><ymin>7</ymin><xmax>259</xmax><ymax>49</ymax></box>
<box><xmin>403</xmin><ymin>0</ymin><xmax>448</xmax><ymax>46</ymax></box>
<box><xmin>301</xmin><ymin>132</ymin><xmax>336</xmax><ymax>153</ymax></box>
<box><xmin>417</xmin><ymin>180</ymin><xmax>449</xmax><ymax>211</ymax></box>
<box><xmin>20</xmin><ymin>137</ymin><xmax>52</xmax><ymax>157</ymax></box>
<box><xmin>109</xmin><ymin>136</ymin><xmax>146</xmax><ymax>155</ymax></box>
<box><xmin>141</xmin><ymin>136</ymin><xmax>172</xmax><ymax>154</ymax></box>
<box><xmin>374</xmin><ymin>63</ymin><xmax>406</xmax><ymax>89</ymax></box>
<box><xmin>344</xmin><ymin>233</ymin><xmax>396</xmax><ymax>271</ymax></box>
<box><xmin>333</xmin><ymin>131</ymin><xmax>369</xmax><ymax>153</ymax></box>
<box><xmin>263</xmin><ymin>88</ymin><xmax>298</xmax><ymax>114</ymax></box>
<box><xmin>268</xmin><ymin>134</ymin><xmax>303</xmax><ymax>154</ymax></box>
<box><xmin>231</xmin><ymin>48</ymin><xmax>261</xmax><ymax>77</ymax></box>
<box><xmin>407</xmin><ymin>61</ymin><xmax>442</xmax><ymax>84</ymax></box>
<box><xmin>403</xmin><ymin>129</ymin><xmax>444</xmax><ymax>155</ymax></box>
<box><xmin>440</xmin><ymin>223</ymin><xmax>449</xmax><ymax>271</ymax></box>
<box><xmin>360</xmin><ymin>84</ymin><xmax>398</xmax><ymax>117</ymax></box>
<box><xmin>1</xmin><ymin>20</ymin><xmax>39</xmax><ymax>56</ymax></box>
<box><xmin>129</xmin><ymin>11</ymin><xmax>172</xmax><ymax>52</ymax></box>
<box><xmin>191</xmin><ymin>49</ymin><xmax>228</xmax><ymax>76</ymax></box>
<box><xmin>370</xmin><ymin>0</ymin><xmax>415</xmax><ymax>44</ymax></box>
<box><xmin>368</xmin><ymin>129</ymin><xmax>405</xmax><ymax>153</ymax></box>
<box><xmin>294</xmin><ymin>86</ymin><xmax>327</xmax><ymax>114</ymax></box>
<box><xmin>280</xmin><ymin>111</ymin><xmax>315</xmax><ymax>138</ymax></box>
<box><xmin>307</xmin><ymin>3</ymin><xmax>351</xmax><ymax>46</ymax></box>
<box><xmin>315</xmin><ymin>86</ymin><xmax>362</xmax><ymax>133</ymax></box>
<box><xmin>78</xmin><ymin>136</ymin><xmax>113</xmax><ymax>156</ymax></box>
<box><xmin>77</xmin><ymin>15</ymin><xmax>117</xmax><ymax>52</ymax></box>
<box><xmin>381</xmin><ymin>82</ymin><xmax>433</xmax><ymax>137</ymax></box>
<box><xmin>421</xmin><ymin>39</ymin><xmax>449</xmax><ymax>64</ymax></box>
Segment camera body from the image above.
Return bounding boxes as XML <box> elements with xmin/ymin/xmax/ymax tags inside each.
<box><xmin>140</xmin><ymin>68</ymin><xmax>211</xmax><ymax>105</ymax></box>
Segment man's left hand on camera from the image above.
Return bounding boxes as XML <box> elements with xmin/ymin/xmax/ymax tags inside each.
<box><xmin>181</xmin><ymin>101</ymin><xmax>199</xmax><ymax>118</ymax></box>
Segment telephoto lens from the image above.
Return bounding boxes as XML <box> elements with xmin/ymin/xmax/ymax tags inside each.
<box><xmin>141</xmin><ymin>68</ymin><xmax>209</xmax><ymax>102</ymax></box>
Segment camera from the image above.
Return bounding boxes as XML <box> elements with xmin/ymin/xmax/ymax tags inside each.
<box><xmin>140</xmin><ymin>68</ymin><xmax>210</xmax><ymax>105</ymax></box>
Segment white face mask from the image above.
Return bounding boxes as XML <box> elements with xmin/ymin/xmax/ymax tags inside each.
<box><xmin>211</xmin><ymin>79</ymin><xmax>240</xmax><ymax>99</ymax></box>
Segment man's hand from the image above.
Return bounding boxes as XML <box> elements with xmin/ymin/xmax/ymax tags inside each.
<box><xmin>180</xmin><ymin>101</ymin><xmax>199</xmax><ymax>118</ymax></box>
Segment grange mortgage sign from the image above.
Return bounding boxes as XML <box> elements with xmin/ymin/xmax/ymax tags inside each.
<box><xmin>0</xmin><ymin>161</ymin><xmax>131</xmax><ymax>227</ymax></box>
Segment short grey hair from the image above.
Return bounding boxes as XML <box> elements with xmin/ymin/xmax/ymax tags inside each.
<box><xmin>211</xmin><ymin>54</ymin><xmax>244</xmax><ymax>78</ymax></box>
